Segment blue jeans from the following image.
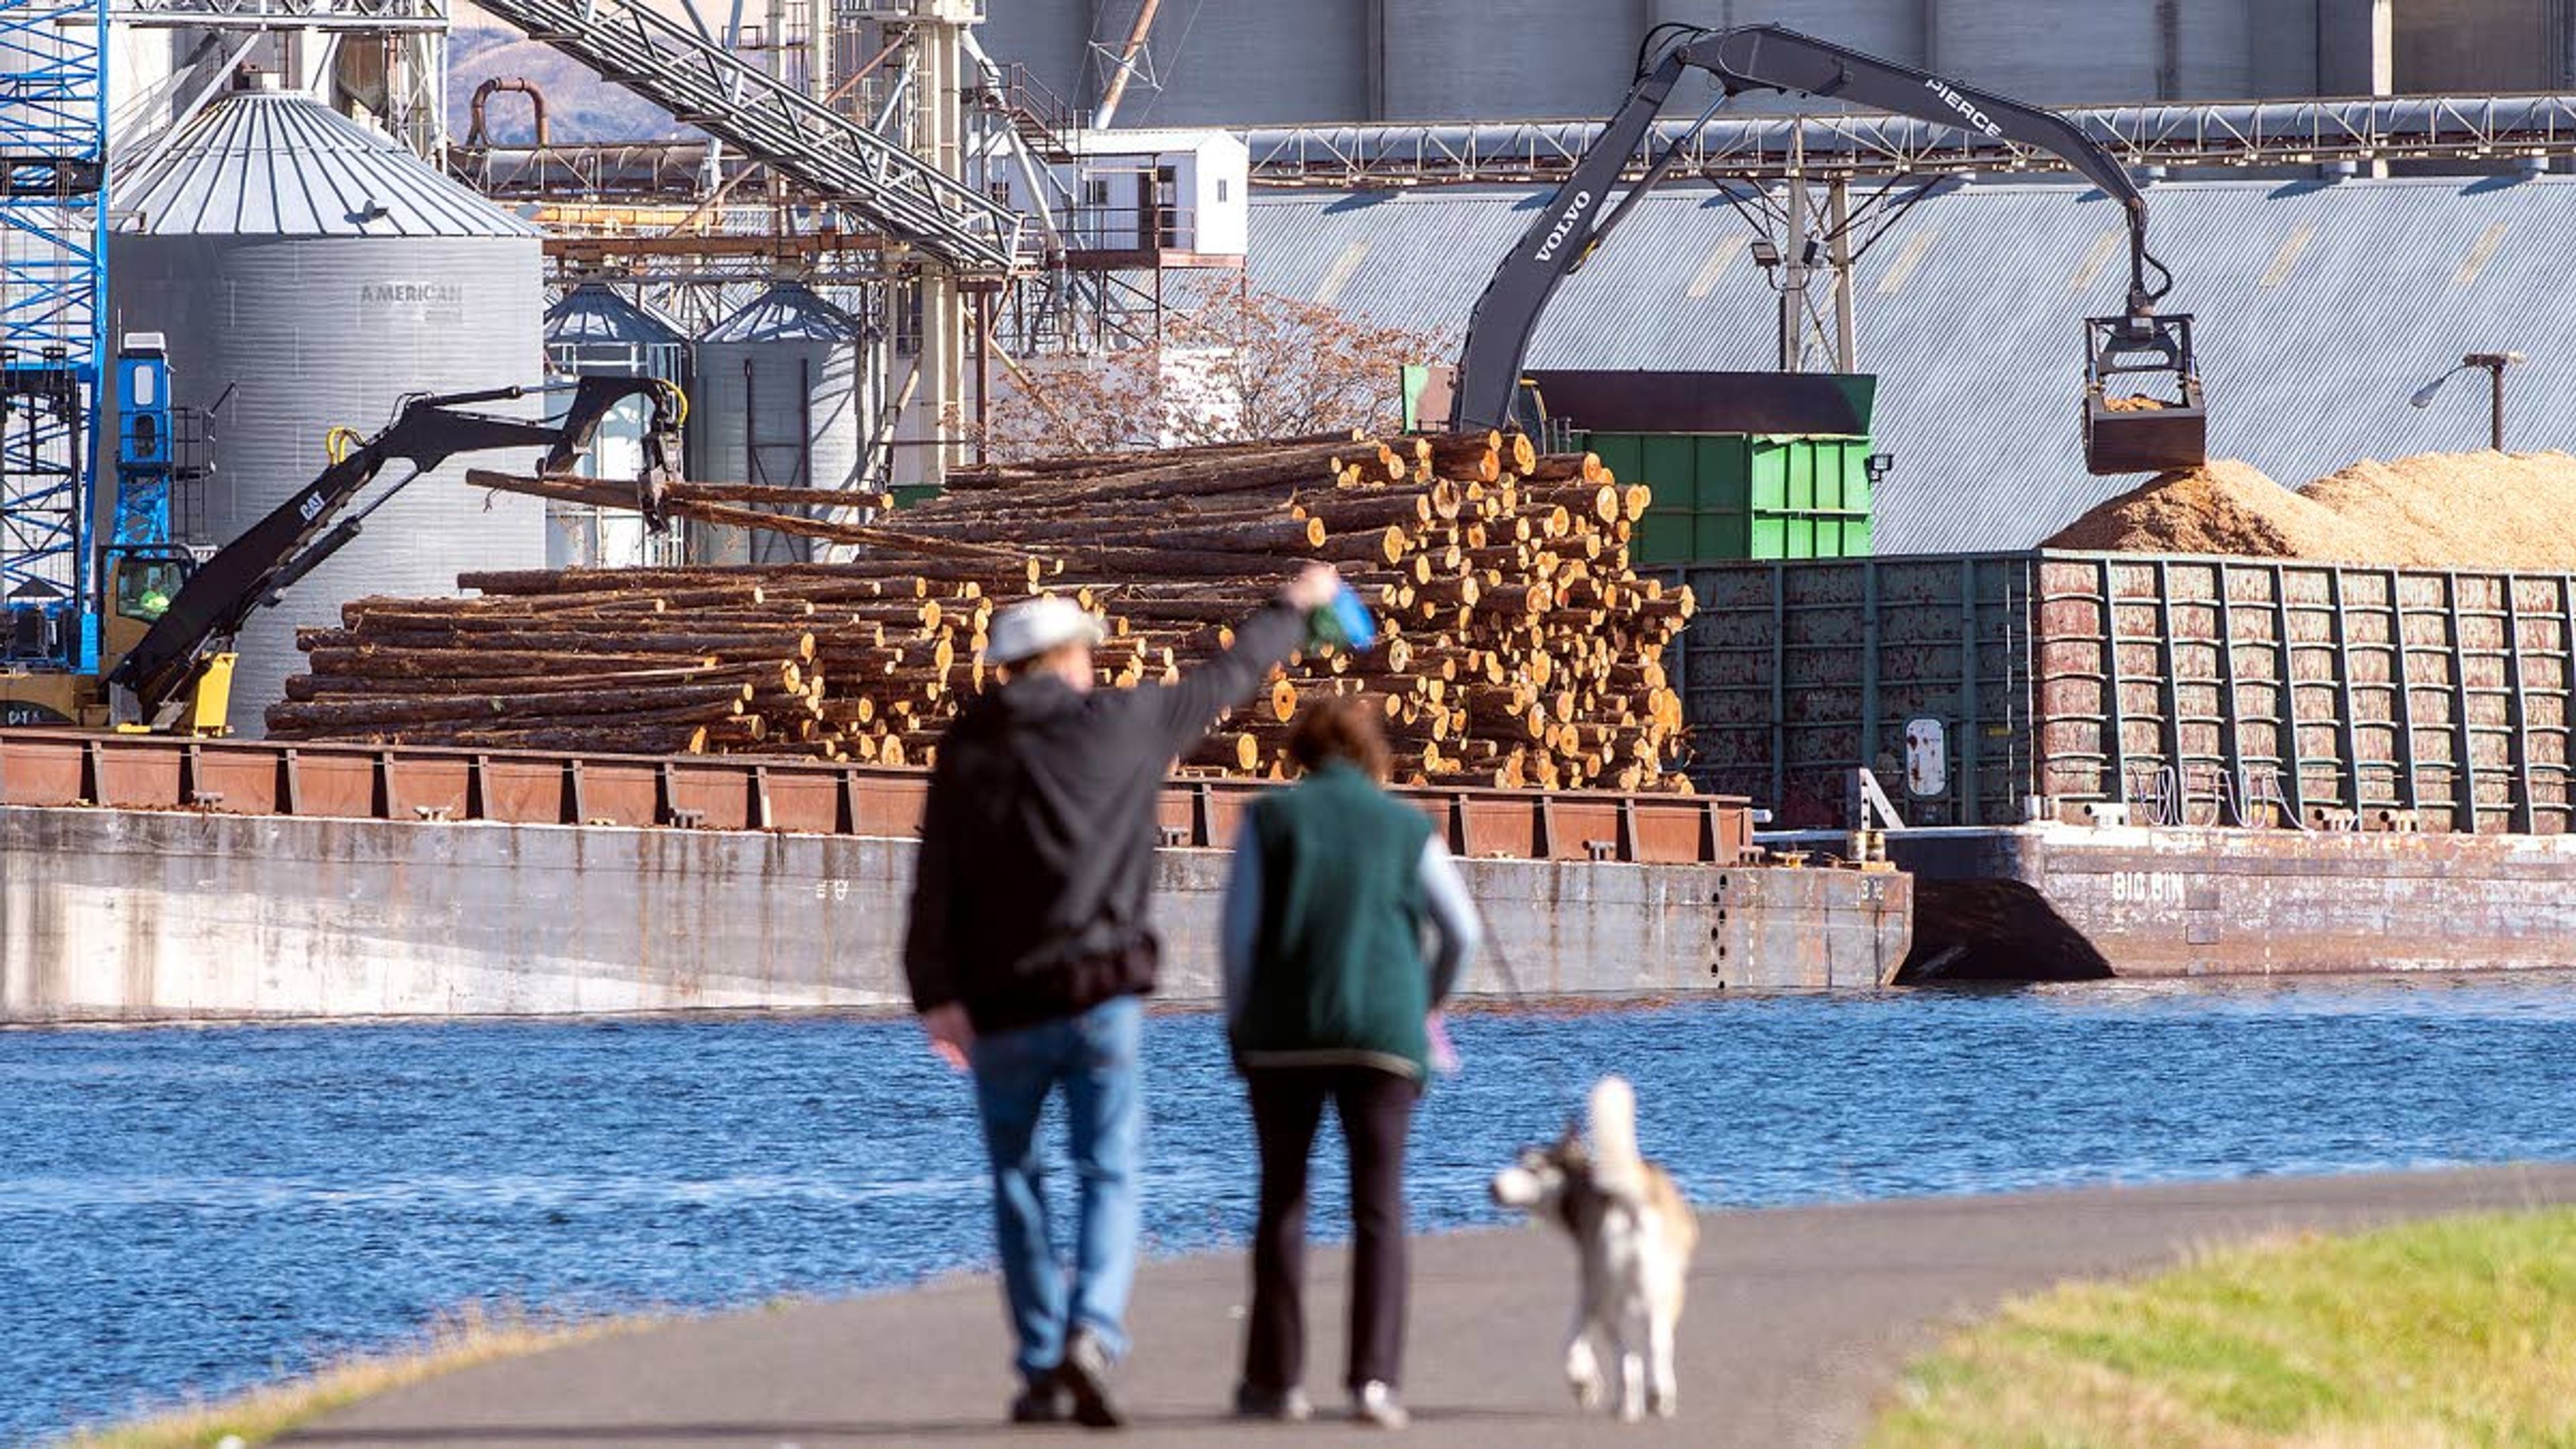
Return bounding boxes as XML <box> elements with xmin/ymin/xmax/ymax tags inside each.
<box><xmin>969</xmin><ymin>994</ymin><xmax>1142</xmax><ymax>1383</ymax></box>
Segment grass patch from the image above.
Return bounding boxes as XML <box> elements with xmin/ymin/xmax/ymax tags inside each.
<box><xmin>61</xmin><ymin>1303</ymin><xmax>653</xmax><ymax>1449</ymax></box>
<box><xmin>1868</xmin><ymin>1208</ymin><xmax>2576</xmax><ymax>1449</ymax></box>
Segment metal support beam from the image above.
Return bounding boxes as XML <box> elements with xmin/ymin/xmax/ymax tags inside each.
<box><xmin>469</xmin><ymin>0</ymin><xmax>1027</xmax><ymax>270</ymax></box>
<box><xmin>1243</xmin><ymin>93</ymin><xmax>2576</xmax><ymax>188</ymax></box>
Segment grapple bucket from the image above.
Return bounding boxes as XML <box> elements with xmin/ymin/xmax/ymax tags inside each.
<box><xmin>2083</xmin><ymin>313</ymin><xmax>2208</xmax><ymax>476</ymax></box>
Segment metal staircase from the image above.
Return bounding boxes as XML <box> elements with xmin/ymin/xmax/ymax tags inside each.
<box><xmin>472</xmin><ymin>0</ymin><xmax>1029</xmax><ymax>272</ymax></box>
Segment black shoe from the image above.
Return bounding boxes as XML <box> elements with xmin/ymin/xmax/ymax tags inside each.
<box><xmin>1010</xmin><ymin>1378</ymin><xmax>1069</xmax><ymax>1424</ymax></box>
<box><xmin>1233</xmin><ymin>1383</ymin><xmax>1314</xmax><ymax>1422</ymax></box>
<box><xmin>1057</xmin><ymin>1328</ymin><xmax>1126</xmax><ymax>1430</ymax></box>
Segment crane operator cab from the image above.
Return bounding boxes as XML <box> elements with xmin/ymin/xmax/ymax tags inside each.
<box><xmin>2084</xmin><ymin>313</ymin><xmax>2208</xmax><ymax>476</ymax></box>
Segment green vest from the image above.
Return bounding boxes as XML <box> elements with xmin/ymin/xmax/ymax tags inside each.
<box><xmin>1232</xmin><ymin>761</ymin><xmax>1438</xmax><ymax>1079</ymax></box>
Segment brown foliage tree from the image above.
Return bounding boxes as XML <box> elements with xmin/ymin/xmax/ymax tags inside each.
<box><xmin>983</xmin><ymin>287</ymin><xmax>1448</xmax><ymax>460</ymax></box>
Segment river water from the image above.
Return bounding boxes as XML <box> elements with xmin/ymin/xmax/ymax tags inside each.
<box><xmin>10</xmin><ymin>975</ymin><xmax>2576</xmax><ymax>1441</ymax></box>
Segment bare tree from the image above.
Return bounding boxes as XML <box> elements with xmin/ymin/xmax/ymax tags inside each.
<box><xmin>983</xmin><ymin>288</ymin><xmax>1448</xmax><ymax>460</ymax></box>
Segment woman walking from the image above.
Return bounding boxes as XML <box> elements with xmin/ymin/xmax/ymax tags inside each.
<box><xmin>1220</xmin><ymin>696</ymin><xmax>1481</xmax><ymax>1429</ymax></box>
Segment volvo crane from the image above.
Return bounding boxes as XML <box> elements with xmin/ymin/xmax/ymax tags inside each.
<box><xmin>1450</xmin><ymin>23</ymin><xmax>2208</xmax><ymax>476</ymax></box>
<box><xmin>0</xmin><ymin>375</ymin><xmax>685</xmax><ymax>734</ymax></box>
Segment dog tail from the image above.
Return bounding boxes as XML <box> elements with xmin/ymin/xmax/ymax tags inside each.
<box><xmin>1587</xmin><ymin>1075</ymin><xmax>1646</xmax><ymax>1200</ymax></box>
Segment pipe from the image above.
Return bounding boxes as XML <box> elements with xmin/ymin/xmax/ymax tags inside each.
<box><xmin>1093</xmin><ymin>0</ymin><xmax>1163</xmax><ymax>128</ymax></box>
<box><xmin>464</xmin><ymin>76</ymin><xmax>549</xmax><ymax>149</ymax></box>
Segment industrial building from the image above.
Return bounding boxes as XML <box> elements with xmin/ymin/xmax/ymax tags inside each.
<box><xmin>983</xmin><ymin>0</ymin><xmax>2576</xmax><ymax>125</ymax></box>
<box><xmin>10</xmin><ymin>0</ymin><xmax>2576</xmax><ymax>738</ymax></box>
<box><xmin>1239</xmin><ymin>170</ymin><xmax>2576</xmax><ymax>553</ymax></box>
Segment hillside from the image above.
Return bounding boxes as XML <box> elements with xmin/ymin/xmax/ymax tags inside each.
<box><xmin>447</xmin><ymin>17</ymin><xmax>683</xmax><ymax>144</ymax></box>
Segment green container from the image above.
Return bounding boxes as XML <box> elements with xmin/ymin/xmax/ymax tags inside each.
<box><xmin>1693</xmin><ymin>512</ymin><xmax>1751</xmax><ymax>558</ymax></box>
<box><xmin>890</xmin><ymin>483</ymin><xmax>942</xmax><ymax>510</ymax></box>
<box><xmin>1633</xmin><ymin>511</ymin><xmax>1693</xmax><ymax>566</ymax></box>
<box><xmin>1586</xmin><ymin>432</ymin><xmax>1868</xmax><ymax>514</ymax></box>
<box><xmin>1588</xmin><ymin>433</ymin><xmax>1646</xmax><ymax>499</ymax></box>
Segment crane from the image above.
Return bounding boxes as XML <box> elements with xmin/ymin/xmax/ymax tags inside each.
<box><xmin>1448</xmin><ymin>24</ymin><xmax>2208</xmax><ymax>478</ymax></box>
<box><xmin>100</xmin><ymin>376</ymin><xmax>686</xmax><ymax>733</ymax></box>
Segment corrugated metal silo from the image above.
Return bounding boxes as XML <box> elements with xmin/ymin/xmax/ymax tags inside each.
<box><xmin>1096</xmin><ymin>0</ymin><xmax>1370</xmax><ymax>126</ymax></box>
<box><xmin>1381</xmin><ymin>0</ymin><xmax>1646</xmax><ymax>121</ymax></box>
<box><xmin>109</xmin><ymin>76</ymin><xmax>545</xmax><ymax>737</ymax></box>
<box><xmin>2176</xmin><ymin>0</ymin><xmax>2255</xmax><ymax>99</ymax></box>
<box><xmin>975</xmin><ymin>0</ymin><xmax>1093</xmax><ymax>111</ymax></box>
<box><xmin>1650</xmin><ymin>0</ymin><xmax>1925</xmax><ymax>113</ymax></box>
<box><xmin>543</xmin><ymin>283</ymin><xmax>688</xmax><ymax>570</ymax></box>
<box><xmin>1650</xmin><ymin>1</ymin><xmax>1923</xmax><ymax>66</ymax></box>
<box><xmin>1935</xmin><ymin>3</ymin><xmax>2149</xmax><ymax>103</ymax></box>
<box><xmin>690</xmin><ymin>282</ymin><xmax>868</xmax><ymax>566</ymax></box>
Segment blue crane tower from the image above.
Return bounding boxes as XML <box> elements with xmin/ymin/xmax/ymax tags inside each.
<box><xmin>0</xmin><ymin>0</ymin><xmax>109</xmax><ymax>699</ymax></box>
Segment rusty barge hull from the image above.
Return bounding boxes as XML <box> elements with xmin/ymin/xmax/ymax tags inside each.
<box><xmin>1890</xmin><ymin>824</ymin><xmax>2576</xmax><ymax>980</ymax></box>
<box><xmin>0</xmin><ymin>729</ymin><xmax>1908</xmax><ymax>1022</ymax></box>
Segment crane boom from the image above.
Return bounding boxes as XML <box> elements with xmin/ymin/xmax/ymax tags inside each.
<box><xmin>1448</xmin><ymin>23</ymin><xmax>2206</xmax><ymax>476</ymax></box>
<box><xmin>105</xmin><ymin>376</ymin><xmax>685</xmax><ymax>731</ymax></box>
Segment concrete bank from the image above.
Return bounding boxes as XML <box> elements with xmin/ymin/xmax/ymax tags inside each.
<box><xmin>290</xmin><ymin>1164</ymin><xmax>2576</xmax><ymax>1448</ymax></box>
<box><xmin>0</xmin><ymin>804</ymin><xmax>1909</xmax><ymax>1021</ymax></box>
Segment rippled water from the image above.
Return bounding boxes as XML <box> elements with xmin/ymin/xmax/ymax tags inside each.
<box><xmin>11</xmin><ymin>975</ymin><xmax>2576</xmax><ymax>1442</ymax></box>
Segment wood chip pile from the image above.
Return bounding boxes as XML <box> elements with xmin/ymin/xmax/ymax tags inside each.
<box><xmin>270</xmin><ymin>431</ymin><xmax>1697</xmax><ymax>791</ymax></box>
<box><xmin>2048</xmin><ymin>451</ymin><xmax>2576</xmax><ymax>570</ymax></box>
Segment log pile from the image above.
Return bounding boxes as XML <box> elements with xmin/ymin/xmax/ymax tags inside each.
<box><xmin>270</xmin><ymin>432</ymin><xmax>1695</xmax><ymax>791</ymax></box>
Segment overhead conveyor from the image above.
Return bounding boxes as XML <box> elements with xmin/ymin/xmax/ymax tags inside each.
<box><xmin>467</xmin><ymin>0</ymin><xmax>1030</xmax><ymax>273</ymax></box>
<box><xmin>1244</xmin><ymin>93</ymin><xmax>2576</xmax><ymax>187</ymax></box>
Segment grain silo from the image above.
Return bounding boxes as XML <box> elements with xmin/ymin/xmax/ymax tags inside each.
<box><xmin>109</xmin><ymin>74</ymin><xmax>545</xmax><ymax>735</ymax></box>
<box><xmin>543</xmin><ymin>282</ymin><xmax>688</xmax><ymax>570</ymax></box>
<box><xmin>1382</xmin><ymin>0</ymin><xmax>1646</xmax><ymax>121</ymax></box>
<box><xmin>690</xmin><ymin>282</ymin><xmax>869</xmax><ymax>566</ymax></box>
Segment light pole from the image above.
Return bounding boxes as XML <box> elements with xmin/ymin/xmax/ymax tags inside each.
<box><xmin>2409</xmin><ymin>351</ymin><xmax>2526</xmax><ymax>451</ymax></box>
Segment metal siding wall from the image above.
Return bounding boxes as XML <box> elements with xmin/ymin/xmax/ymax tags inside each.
<box><xmin>974</xmin><ymin>0</ymin><xmax>1094</xmax><ymax>109</ymax></box>
<box><xmin>1667</xmin><ymin>555</ymin><xmax>2030</xmax><ymax>826</ymax></box>
<box><xmin>1091</xmin><ymin>0</ymin><xmax>1372</xmax><ymax>126</ymax></box>
<box><xmin>1934</xmin><ymin>1</ymin><xmax>2163</xmax><ymax>104</ymax></box>
<box><xmin>1676</xmin><ymin>552</ymin><xmax>2576</xmax><ymax>836</ymax></box>
<box><xmin>690</xmin><ymin>335</ymin><xmax>863</xmax><ymax>565</ymax></box>
<box><xmin>2394</xmin><ymin>0</ymin><xmax>2559</xmax><ymax>92</ymax></box>
<box><xmin>1650</xmin><ymin>0</ymin><xmax>1923</xmax><ymax>62</ymax></box>
<box><xmin>2171</xmin><ymin>0</ymin><xmax>2255</xmax><ymax>99</ymax></box>
<box><xmin>1381</xmin><ymin>0</ymin><xmax>1648</xmax><ymax>121</ymax></box>
<box><xmin>107</xmin><ymin>233</ymin><xmax>548</xmax><ymax>737</ymax></box>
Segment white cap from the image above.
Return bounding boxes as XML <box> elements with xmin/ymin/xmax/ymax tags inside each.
<box><xmin>984</xmin><ymin>594</ymin><xmax>1108</xmax><ymax>667</ymax></box>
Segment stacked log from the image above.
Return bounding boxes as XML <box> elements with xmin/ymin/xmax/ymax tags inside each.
<box><xmin>272</xmin><ymin>431</ymin><xmax>1693</xmax><ymax>790</ymax></box>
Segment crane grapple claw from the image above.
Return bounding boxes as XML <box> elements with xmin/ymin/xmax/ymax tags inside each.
<box><xmin>2084</xmin><ymin>313</ymin><xmax>2208</xmax><ymax>476</ymax></box>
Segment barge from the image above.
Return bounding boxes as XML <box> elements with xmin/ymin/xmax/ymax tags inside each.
<box><xmin>0</xmin><ymin>729</ymin><xmax>1907</xmax><ymax>1022</ymax></box>
<box><xmin>1680</xmin><ymin>551</ymin><xmax>2576</xmax><ymax>979</ymax></box>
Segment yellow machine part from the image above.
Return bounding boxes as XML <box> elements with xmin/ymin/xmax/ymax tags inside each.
<box><xmin>188</xmin><ymin>653</ymin><xmax>237</xmax><ymax>735</ymax></box>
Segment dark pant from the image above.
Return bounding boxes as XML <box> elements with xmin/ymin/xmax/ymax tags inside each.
<box><xmin>1242</xmin><ymin>1066</ymin><xmax>1420</xmax><ymax>1395</ymax></box>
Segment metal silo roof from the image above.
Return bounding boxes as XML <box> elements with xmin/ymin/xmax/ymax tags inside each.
<box><xmin>700</xmin><ymin>282</ymin><xmax>867</xmax><ymax>344</ymax></box>
<box><xmin>116</xmin><ymin>87</ymin><xmax>540</xmax><ymax>239</ymax></box>
<box><xmin>1247</xmin><ymin>175</ymin><xmax>2576</xmax><ymax>554</ymax></box>
<box><xmin>546</xmin><ymin>283</ymin><xmax>686</xmax><ymax>347</ymax></box>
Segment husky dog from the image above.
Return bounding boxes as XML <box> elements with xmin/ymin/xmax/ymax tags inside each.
<box><xmin>1489</xmin><ymin>1076</ymin><xmax>1697</xmax><ymax>1421</ymax></box>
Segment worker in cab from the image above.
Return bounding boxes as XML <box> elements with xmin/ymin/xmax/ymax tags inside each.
<box><xmin>904</xmin><ymin>561</ymin><xmax>1343</xmax><ymax>1430</ymax></box>
<box><xmin>133</xmin><ymin>588</ymin><xmax>171</xmax><ymax>623</ymax></box>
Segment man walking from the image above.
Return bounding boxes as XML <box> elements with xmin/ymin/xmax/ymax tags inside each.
<box><xmin>904</xmin><ymin>562</ymin><xmax>1340</xmax><ymax>1429</ymax></box>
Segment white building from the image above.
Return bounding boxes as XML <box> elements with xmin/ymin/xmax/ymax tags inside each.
<box><xmin>1000</xmin><ymin>127</ymin><xmax>1250</xmax><ymax>259</ymax></box>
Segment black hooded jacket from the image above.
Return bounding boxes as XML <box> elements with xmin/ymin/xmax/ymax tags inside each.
<box><xmin>902</xmin><ymin>600</ymin><xmax>1305</xmax><ymax>1033</ymax></box>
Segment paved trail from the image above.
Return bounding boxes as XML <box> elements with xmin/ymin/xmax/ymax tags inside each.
<box><xmin>294</xmin><ymin>1165</ymin><xmax>2576</xmax><ymax>1448</ymax></box>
